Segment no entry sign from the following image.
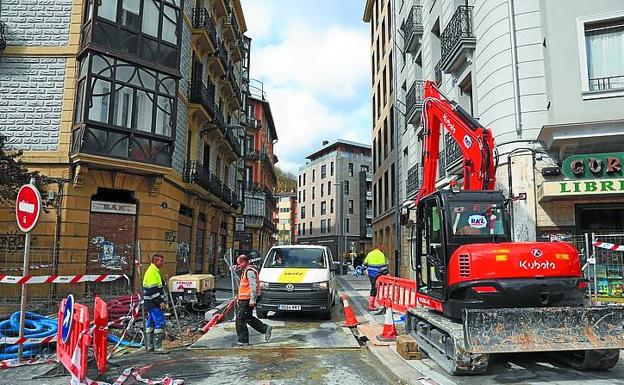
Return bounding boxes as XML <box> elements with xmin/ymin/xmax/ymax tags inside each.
<box><xmin>15</xmin><ymin>184</ymin><xmax>41</xmax><ymax>233</ymax></box>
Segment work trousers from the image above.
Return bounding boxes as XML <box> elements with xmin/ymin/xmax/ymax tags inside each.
<box><xmin>235</xmin><ymin>299</ymin><xmax>268</xmax><ymax>343</ymax></box>
<box><xmin>369</xmin><ymin>275</ymin><xmax>379</xmax><ymax>297</ymax></box>
<box><xmin>146</xmin><ymin>306</ymin><xmax>166</xmax><ymax>329</ymax></box>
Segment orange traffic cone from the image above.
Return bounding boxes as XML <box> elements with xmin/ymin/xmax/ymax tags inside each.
<box><xmin>376</xmin><ymin>299</ymin><xmax>397</xmax><ymax>341</ymax></box>
<box><xmin>340</xmin><ymin>294</ymin><xmax>359</xmax><ymax>328</ymax></box>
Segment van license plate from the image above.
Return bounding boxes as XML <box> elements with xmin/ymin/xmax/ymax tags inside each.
<box><xmin>278</xmin><ymin>305</ymin><xmax>301</xmax><ymax>310</ymax></box>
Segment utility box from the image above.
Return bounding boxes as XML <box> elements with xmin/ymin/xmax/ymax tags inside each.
<box><xmin>168</xmin><ymin>274</ymin><xmax>216</xmax><ymax>309</ymax></box>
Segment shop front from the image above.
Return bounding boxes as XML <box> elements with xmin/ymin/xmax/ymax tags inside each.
<box><xmin>538</xmin><ymin>151</ymin><xmax>624</xmax><ymax>301</ymax></box>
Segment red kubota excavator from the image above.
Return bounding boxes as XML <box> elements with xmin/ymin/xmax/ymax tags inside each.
<box><xmin>404</xmin><ymin>81</ymin><xmax>624</xmax><ymax>375</ymax></box>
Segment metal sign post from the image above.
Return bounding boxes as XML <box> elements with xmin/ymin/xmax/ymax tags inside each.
<box><xmin>15</xmin><ymin>179</ymin><xmax>41</xmax><ymax>361</ymax></box>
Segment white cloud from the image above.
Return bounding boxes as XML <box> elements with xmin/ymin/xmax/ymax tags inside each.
<box><xmin>253</xmin><ymin>23</ymin><xmax>370</xmax><ymax>100</ymax></box>
<box><xmin>241</xmin><ymin>2</ymin><xmax>372</xmax><ymax>174</ymax></box>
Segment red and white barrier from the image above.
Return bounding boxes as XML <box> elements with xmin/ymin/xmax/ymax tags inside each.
<box><xmin>0</xmin><ymin>357</ymin><xmax>56</xmax><ymax>369</ymax></box>
<box><xmin>0</xmin><ymin>274</ymin><xmax>128</xmax><ymax>285</ymax></box>
<box><xmin>0</xmin><ymin>334</ymin><xmax>57</xmax><ymax>345</ymax></box>
<box><xmin>593</xmin><ymin>241</ymin><xmax>624</xmax><ymax>252</ymax></box>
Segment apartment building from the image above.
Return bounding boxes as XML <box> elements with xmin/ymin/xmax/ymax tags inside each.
<box><xmin>297</xmin><ymin>140</ymin><xmax>372</xmax><ymax>261</ymax></box>
<box><xmin>275</xmin><ymin>192</ymin><xmax>297</xmax><ymax>245</ymax></box>
<box><xmin>363</xmin><ymin>0</ymin><xmax>399</xmax><ymax>276</ymax></box>
<box><xmin>390</xmin><ymin>0</ymin><xmax>624</xmax><ymax>285</ymax></box>
<box><xmin>0</xmin><ymin>0</ymin><xmax>253</xmax><ymax>295</ymax></box>
<box><xmin>238</xmin><ymin>80</ymin><xmax>279</xmax><ymax>255</ymax></box>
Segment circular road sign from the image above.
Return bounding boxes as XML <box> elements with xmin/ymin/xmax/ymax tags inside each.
<box><xmin>15</xmin><ymin>184</ymin><xmax>41</xmax><ymax>233</ymax></box>
<box><xmin>61</xmin><ymin>294</ymin><xmax>75</xmax><ymax>344</ymax></box>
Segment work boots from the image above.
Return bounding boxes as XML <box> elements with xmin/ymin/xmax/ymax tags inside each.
<box><xmin>368</xmin><ymin>296</ymin><xmax>378</xmax><ymax>311</ymax></box>
<box><xmin>145</xmin><ymin>328</ymin><xmax>154</xmax><ymax>352</ymax></box>
<box><xmin>153</xmin><ymin>329</ymin><xmax>169</xmax><ymax>354</ymax></box>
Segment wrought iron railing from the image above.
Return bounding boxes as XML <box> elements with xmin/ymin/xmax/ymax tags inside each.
<box><xmin>589</xmin><ymin>75</ymin><xmax>624</xmax><ymax>91</ymax></box>
<box><xmin>406</xmin><ymin>164</ymin><xmax>420</xmax><ymax>196</ymax></box>
<box><xmin>440</xmin><ymin>5</ymin><xmax>474</xmax><ymax>65</ymax></box>
<box><xmin>435</xmin><ymin>60</ymin><xmax>442</xmax><ymax>86</ymax></box>
<box><xmin>189</xmin><ymin>81</ymin><xmax>225</xmax><ymax>128</ymax></box>
<box><xmin>225</xmin><ymin>127</ymin><xmax>241</xmax><ymax>156</ymax></box>
<box><xmin>401</xmin><ymin>5</ymin><xmax>423</xmax><ymax>52</ymax></box>
<box><xmin>445</xmin><ymin>135</ymin><xmax>462</xmax><ymax>167</ymax></box>
<box><xmin>191</xmin><ymin>8</ymin><xmax>217</xmax><ymax>47</ymax></box>
<box><xmin>227</xmin><ymin>66</ymin><xmax>241</xmax><ymax>104</ymax></box>
<box><xmin>406</xmin><ymin>80</ymin><xmax>425</xmax><ymax>121</ymax></box>
<box><xmin>0</xmin><ymin>20</ymin><xmax>6</xmax><ymax>51</ymax></box>
<box><xmin>216</xmin><ymin>39</ymin><xmax>229</xmax><ymax>69</ymax></box>
<box><xmin>186</xmin><ymin>161</ymin><xmax>239</xmax><ymax>207</ymax></box>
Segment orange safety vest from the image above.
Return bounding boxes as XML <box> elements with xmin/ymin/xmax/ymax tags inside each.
<box><xmin>238</xmin><ymin>266</ymin><xmax>260</xmax><ymax>300</ymax></box>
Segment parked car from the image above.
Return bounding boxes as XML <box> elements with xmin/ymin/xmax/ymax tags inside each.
<box><xmin>256</xmin><ymin>245</ymin><xmax>339</xmax><ymax>320</ymax></box>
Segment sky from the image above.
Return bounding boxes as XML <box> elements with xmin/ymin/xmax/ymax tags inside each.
<box><xmin>240</xmin><ymin>0</ymin><xmax>372</xmax><ymax>174</ymax></box>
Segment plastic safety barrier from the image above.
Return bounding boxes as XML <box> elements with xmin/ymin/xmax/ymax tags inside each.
<box><xmin>374</xmin><ymin>275</ymin><xmax>417</xmax><ymax>314</ymax></box>
<box><xmin>57</xmin><ymin>298</ymin><xmax>90</xmax><ymax>382</ymax></box>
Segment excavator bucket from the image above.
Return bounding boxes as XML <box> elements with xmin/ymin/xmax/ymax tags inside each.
<box><xmin>463</xmin><ymin>306</ymin><xmax>624</xmax><ymax>354</ymax></box>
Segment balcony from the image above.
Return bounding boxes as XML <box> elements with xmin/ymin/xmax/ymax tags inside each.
<box><xmin>263</xmin><ymin>217</ymin><xmax>277</xmax><ymax>233</ymax></box>
<box><xmin>188</xmin><ymin>81</ymin><xmax>224</xmax><ymax>128</ymax></box>
<box><xmin>191</xmin><ymin>8</ymin><xmax>217</xmax><ymax>55</ymax></box>
<box><xmin>221</xmin><ymin>65</ymin><xmax>241</xmax><ymax>108</ymax></box>
<box><xmin>438</xmin><ymin>136</ymin><xmax>462</xmax><ymax>178</ymax></box>
<box><xmin>366</xmin><ymin>226</ymin><xmax>373</xmax><ymax>238</ymax></box>
<box><xmin>366</xmin><ymin>209</ymin><xmax>373</xmax><ymax>219</ymax></box>
<box><xmin>208</xmin><ymin>39</ymin><xmax>228</xmax><ymax>77</ymax></box>
<box><xmin>435</xmin><ymin>60</ymin><xmax>442</xmax><ymax>86</ymax></box>
<box><xmin>406</xmin><ymin>164</ymin><xmax>420</xmax><ymax>198</ymax></box>
<box><xmin>405</xmin><ymin>80</ymin><xmax>425</xmax><ymax>125</ymax></box>
<box><xmin>225</xmin><ymin>126</ymin><xmax>241</xmax><ymax>157</ymax></box>
<box><xmin>186</xmin><ymin>161</ymin><xmax>239</xmax><ymax>208</ymax></box>
<box><xmin>401</xmin><ymin>5</ymin><xmax>423</xmax><ymax>54</ymax></box>
<box><xmin>0</xmin><ymin>20</ymin><xmax>6</xmax><ymax>51</ymax></box>
<box><xmin>213</xmin><ymin>0</ymin><xmax>229</xmax><ymax>18</ymax></box>
<box><xmin>366</xmin><ymin>191</ymin><xmax>373</xmax><ymax>200</ymax></box>
<box><xmin>365</xmin><ymin>172</ymin><xmax>372</xmax><ymax>182</ymax></box>
<box><xmin>439</xmin><ymin>5</ymin><xmax>476</xmax><ymax>73</ymax></box>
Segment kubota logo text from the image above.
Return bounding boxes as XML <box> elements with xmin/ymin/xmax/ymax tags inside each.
<box><xmin>520</xmin><ymin>260</ymin><xmax>555</xmax><ymax>270</ymax></box>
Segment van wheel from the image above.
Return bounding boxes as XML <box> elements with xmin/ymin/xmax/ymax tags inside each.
<box><xmin>257</xmin><ymin>310</ymin><xmax>268</xmax><ymax>319</ymax></box>
<box><xmin>321</xmin><ymin>308</ymin><xmax>332</xmax><ymax>320</ymax></box>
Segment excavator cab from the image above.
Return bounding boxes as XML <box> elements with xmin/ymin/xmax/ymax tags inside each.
<box><xmin>412</xmin><ymin>189</ymin><xmax>512</xmax><ymax>304</ymax></box>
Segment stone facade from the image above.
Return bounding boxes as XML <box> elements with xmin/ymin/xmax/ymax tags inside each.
<box><xmin>0</xmin><ymin>57</ymin><xmax>65</xmax><ymax>151</ymax></box>
<box><xmin>2</xmin><ymin>0</ymin><xmax>72</xmax><ymax>46</ymax></box>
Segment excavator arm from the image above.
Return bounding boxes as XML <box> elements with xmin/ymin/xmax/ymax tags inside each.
<box><xmin>415</xmin><ymin>81</ymin><xmax>497</xmax><ymax>204</ymax></box>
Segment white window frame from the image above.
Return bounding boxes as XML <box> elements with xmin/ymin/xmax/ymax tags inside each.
<box><xmin>577</xmin><ymin>10</ymin><xmax>624</xmax><ymax>100</ymax></box>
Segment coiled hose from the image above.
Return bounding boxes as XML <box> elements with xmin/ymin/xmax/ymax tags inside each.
<box><xmin>0</xmin><ymin>312</ymin><xmax>57</xmax><ymax>360</ymax></box>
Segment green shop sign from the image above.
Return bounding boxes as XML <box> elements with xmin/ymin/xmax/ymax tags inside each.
<box><xmin>558</xmin><ymin>179</ymin><xmax>624</xmax><ymax>194</ymax></box>
<box><xmin>562</xmin><ymin>152</ymin><xmax>624</xmax><ymax>179</ymax></box>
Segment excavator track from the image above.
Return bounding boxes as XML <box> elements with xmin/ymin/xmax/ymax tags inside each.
<box><xmin>549</xmin><ymin>349</ymin><xmax>621</xmax><ymax>371</ymax></box>
<box><xmin>407</xmin><ymin>308</ymin><xmax>489</xmax><ymax>375</ymax></box>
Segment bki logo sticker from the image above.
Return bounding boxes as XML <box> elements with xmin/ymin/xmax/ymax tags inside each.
<box><xmin>468</xmin><ymin>215</ymin><xmax>487</xmax><ymax>229</ymax></box>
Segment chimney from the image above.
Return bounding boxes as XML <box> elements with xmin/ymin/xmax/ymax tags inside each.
<box><xmin>322</xmin><ymin>140</ymin><xmax>329</xmax><ymax>146</ymax></box>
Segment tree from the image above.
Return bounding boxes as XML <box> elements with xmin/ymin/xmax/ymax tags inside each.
<box><xmin>275</xmin><ymin>167</ymin><xmax>297</xmax><ymax>193</ymax></box>
<box><xmin>0</xmin><ymin>135</ymin><xmax>40</xmax><ymax>205</ymax></box>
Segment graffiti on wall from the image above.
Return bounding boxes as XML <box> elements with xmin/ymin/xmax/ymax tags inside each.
<box><xmin>90</xmin><ymin>236</ymin><xmax>131</xmax><ymax>271</ymax></box>
<box><xmin>164</xmin><ymin>230</ymin><xmax>177</xmax><ymax>245</ymax></box>
<box><xmin>0</xmin><ymin>231</ymin><xmax>36</xmax><ymax>252</ymax></box>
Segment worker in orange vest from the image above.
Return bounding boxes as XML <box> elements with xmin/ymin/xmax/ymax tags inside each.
<box><xmin>234</xmin><ymin>255</ymin><xmax>272</xmax><ymax>346</ymax></box>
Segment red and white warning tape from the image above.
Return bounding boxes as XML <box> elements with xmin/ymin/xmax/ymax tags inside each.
<box><xmin>0</xmin><ymin>274</ymin><xmax>128</xmax><ymax>285</ymax></box>
<box><xmin>0</xmin><ymin>357</ymin><xmax>56</xmax><ymax>369</ymax></box>
<box><xmin>0</xmin><ymin>334</ymin><xmax>57</xmax><ymax>345</ymax></box>
<box><xmin>80</xmin><ymin>367</ymin><xmax>184</xmax><ymax>385</ymax></box>
<box><xmin>593</xmin><ymin>241</ymin><xmax>624</xmax><ymax>252</ymax></box>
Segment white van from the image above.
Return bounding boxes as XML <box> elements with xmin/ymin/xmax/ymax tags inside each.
<box><xmin>256</xmin><ymin>245</ymin><xmax>339</xmax><ymax>320</ymax></box>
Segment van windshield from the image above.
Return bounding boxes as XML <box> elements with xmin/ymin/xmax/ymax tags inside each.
<box><xmin>263</xmin><ymin>248</ymin><xmax>326</xmax><ymax>269</ymax></box>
